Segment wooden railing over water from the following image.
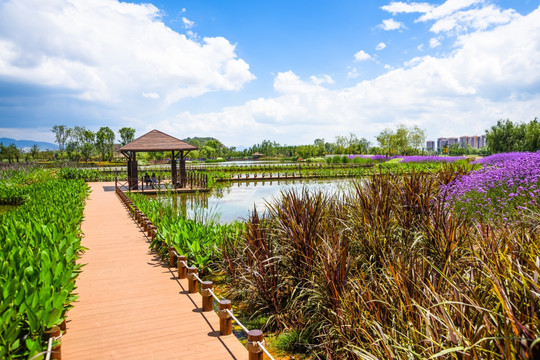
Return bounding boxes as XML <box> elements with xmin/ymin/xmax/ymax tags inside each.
<box><xmin>114</xmin><ymin>185</ymin><xmax>274</xmax><ymax>360</ymax></box>
<box><xmin>115</xmin><ymin>171</ymin><xmax>208</xmax><ymax>192</ymax></box>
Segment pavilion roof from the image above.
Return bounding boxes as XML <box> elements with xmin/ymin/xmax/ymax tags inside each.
<box><xmin>119</xmin><ymin>130</ymin><xmax>198</xmax><ymax>152</ymax></box>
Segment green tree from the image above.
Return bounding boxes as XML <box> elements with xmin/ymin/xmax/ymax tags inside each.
<box><xmin>524</xmin><ymin>118</ymin><xmax>540</xmax><ymax>151</ymax></box>
<box><xmin>69</xmin><ymin>126</ymin><xmax>95</xmax><ymax>162</ymax></box>
<box><xmin>30</xmin><ymin>144</ymin><xmax>40</xmax><ymax>161</ymax></box>
<box><xmin>357</xmin><ymin>138</ymin><xmax>371</xmax><ymax>154</ymax></box>
<box><xmin>118</xmin><ymin>127</ymin><xmax>136</xmax><ymax>146</ymax></box>
<box><xmin>51</xmin><ymin>125</ymin><xmax>70</xmax><ymax>159</ymax></box>
<box><xmin>486</xmin><ymin>119</ymin><xmax>521</xmax><ymax>153</ymax></box>
<box><xmin>0</xmin><ymin>142</ymin><xmax>18</xmax><ymax>163</ymax></box>
<box><xmin>296</xmin><ymin>145</ymin><xmax>316</xmax><ymax>159</ymax></box>
<box><xmin>408</xmin><ymin>125</ymin><xmax>426</xmax><ymax>153</ymax></box>
<box><xmin>376</xmin><ymin>128</ymin><xmax>394</xmax><ymax>156</ymax></box>
<box><xmin>393</xmin><ymin>125</ymin><xmax>409</xmax><ymax>154</ymax></box>
<box><xmin>314</xmin><ymin>138</ymin><xmax>325</xmax><ymax>156</ymax></box>
<box><xmin>334</xmin><ymin>135</ymin><xmax>348</xmax><ymax>154</ymax></box>
<box><xmin>96</xmin><ymin>127</ymin><xmax>115</xmax><ymax>161</ymax></box>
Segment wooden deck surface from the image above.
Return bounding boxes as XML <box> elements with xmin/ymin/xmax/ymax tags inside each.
<box><xmin>62</xmin><ymin>182</ymin><xmax>246</xmax><ymax>359</ymax></box>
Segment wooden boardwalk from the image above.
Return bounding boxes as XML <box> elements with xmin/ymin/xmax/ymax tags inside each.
<box><xmin>62</xmin><ymin>182</ymin><xmax>246</xmax><ymax>359</ymax></box>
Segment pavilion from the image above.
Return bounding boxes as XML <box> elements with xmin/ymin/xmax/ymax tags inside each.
<box><xmin>119</xmin><ymin>130</ymin><xmax>198</xmax><ymax>190</ymax></box>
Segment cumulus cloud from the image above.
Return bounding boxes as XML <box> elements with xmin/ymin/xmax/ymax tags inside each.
<box><xmin>310</xmin><ymin>75</ymin><xmax>335</xmax><ymax>85</ymax></box>
<box><xmin>158</xmin><ymin>7</ymin><xmax>540</xmax><ymax>145</ymax></box>
<box><xmin>382</xmin><ymin>0</ymin><xmax>518</xmax><ymax>35</ymax></box>
<box><xmin>0</xmin><ymin>0</ymin><xmax>254</xmax><ymax>105</ymax></box>
<box><xmin>381</xmin><ymin>1</ymin><xmax>433</xmax><ymax>15</ymax></box>
<box><xmin>429</xmin><ymin>37</ymin><xmax>441</xmax><ymax>48</ymax></box>
<box><xmin>376</xmin><ymin>42</ymin><xmax>387</xmax><ymax>51</ymax></box>
<box><xmin>353</xmin><ymin>50</ymin><xmax>372</xmax><ymax>62</ymax></box>
<box><xmin>182</xmin><ymin>16</ymin><xmax>194</xmax><ymax>29</ymax></box>
<box><xmin>378</xmin><ymin>18</ymin><xmax>405</xmax><ymax>30</ymax></box>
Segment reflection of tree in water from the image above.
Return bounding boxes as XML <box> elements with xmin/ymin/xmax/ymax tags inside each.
<box><xmin>174</xmin><ymin>192</ymin><xmax>222</xmax><ymax>224</ymax></box>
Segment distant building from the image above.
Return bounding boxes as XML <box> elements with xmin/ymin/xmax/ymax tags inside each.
<box><xmin>437</xmin><ymin>137</ymin><xmax>459</xmax><ymax>150</ymax></box>
<box><xmin>426</xmin><ymin>140</ymin><xmax>435</xmax><ymax>151</ymax></box>
<box><xmin>459</xmin><ymin>135</ymin><xmax>487</xmax><ymax>149</ymax></box>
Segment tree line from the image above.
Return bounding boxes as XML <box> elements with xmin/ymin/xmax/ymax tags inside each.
<box><xmin>4</xmin><ymin>118</ymin><xmax>537</xmax><ymax>164</ymax></box>
<box><xmin>486</xmin><ymin>118</ymin><xmax>540</xmax><ymax>153</ymax></box>
<box><xmin>51</xmin><ymin>125</ymin><xmax>136</xmax><ymax>162</ymax></box>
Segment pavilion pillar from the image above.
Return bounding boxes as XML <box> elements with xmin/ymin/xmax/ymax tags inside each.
<box><xmin>171</xmin><ymin>151</ymin><xmax>178</xmax><ymax>187</ymax></box>
<box><xmin>128</xmin><ymin>151</ymin><xmax>138</xmax><ymax>190</ymax></box>
<box><xmin>180</xmin><ymin>151</ymin><xmax>187</xmax><ymax>188</ymax></box>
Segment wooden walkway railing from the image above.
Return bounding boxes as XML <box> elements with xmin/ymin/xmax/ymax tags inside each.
<box><xmin>115</xmin><ymin>185</ymin><xmax>275</xmax><ymax>360</ymax></box>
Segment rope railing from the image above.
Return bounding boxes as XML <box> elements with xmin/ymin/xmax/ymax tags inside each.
<box><xmin>225</xmin><ymin>308</ymin><xmax>250</xmax><ymax>335</ymax></box>
<box><xmin>115</xmin><ymin>184</ymin><xmax>275</xmax><ymax>360</ymax></box>
<box><xmin>44</xmin><ymin>337</ymin><xmax>53</xmax><ymax>360</ymax></box>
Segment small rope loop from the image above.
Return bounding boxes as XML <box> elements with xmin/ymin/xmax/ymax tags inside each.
<box><xmin>246</xmin><ymin>339</ymin><xmax>264</xmax><ymax>353</ymax></box>
<box><xmin>218</xmin><ymin>308</ymin><xmax>231</xmax><ymax>319</ymax></box>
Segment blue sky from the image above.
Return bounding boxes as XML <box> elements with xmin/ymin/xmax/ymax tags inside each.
<box><xmin>0</xmin><ymin>0</ymin><xmax>539</xmax><ymax>148</ymax></box>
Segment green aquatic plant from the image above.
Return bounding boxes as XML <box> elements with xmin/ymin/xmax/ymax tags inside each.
<box><xmin>0</xmin><ymin>171</ymin><xmax>88</xmax><ymax>358</ymax></box>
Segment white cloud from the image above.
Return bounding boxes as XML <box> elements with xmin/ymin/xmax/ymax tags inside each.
<box><xmin>0</xmin><ymin>0</ymin><xmax>254</xmax><ymax>104</ymax></box>
<box><xmin>382</xmin><ymin>0</ymin><xmax>518</xmax><ymax>35</ymax></box>
<box><xmin>381</xmin><ymin>1</ymin><xmax>433</xmax><ymax>15</ymax></box>
<box><xmin>353</xmin><ymin>50</ymin><xmax>372</xmax><ymax>62</ymax></box>
<box><xmin>310</xmin><ymin>74</ymin><xmax>335</xmax><ymax>85</ymax></box>
<box><xmin>429</xmin><ymin>37</ymin><xmax>441</xmax><ymax>48</ymax></box>
<box><xmin>429</xmin><ymin>5</ymin><xmax>518</xmax><ymax>33</ymax></box>
<box><xmin>347</xmin><ymin>67</ymin><xmax>360</xmax><ymax>79</ymax></box>
<box><xmin>417</xmin><ymin>43</ymin><xmax>424</xmax><ymax>51</ymax></box>
<box><xmin>157</xmin><ymin>7</ymin><xmax>540</xmax><ymax>145</ymax></box>
<box><xmin>379</xmin><ymin>18</ymin><xmax>405</xmax><ymax>31</ymax></box>
<box><xmin>417</xmin><ymin>0</ymin><xmax>482</xmax><ymax>21</ymax></box>
<box><xmin>182</xmin><ymin>16</ymin><xmax>194</xmax><ymax>29</ymax></box>
<box><xmin>376</xmin><ymin>42</ymin><xmax>386</xmax><ymax>51</ymax></box>
<box><xmin>142</xmin><ymin>92</ymin><xmax>160</xmax><ymax>99</ymax></box>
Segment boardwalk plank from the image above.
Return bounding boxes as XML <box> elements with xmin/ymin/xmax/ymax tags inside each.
<box><xmin>62</xmin><ymin>183</ymin><xmax>246</xmax><ymax>359</ymax></box>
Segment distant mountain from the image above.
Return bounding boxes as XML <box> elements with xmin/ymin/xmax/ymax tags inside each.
<box><xmin>0</xmin><ymin>138</ymin><xmax>58</xmax><ymax>151</ymax></box>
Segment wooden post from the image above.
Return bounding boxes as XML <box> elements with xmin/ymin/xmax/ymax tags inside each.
<box><xmin>247</xmin><ymin>330</ymin><xmax>264</xmax><ymax>360</ymax></box>
<box><xmin>149</xmin><ymin>225</ymin><xmax>157</xmax><ymax>240</ymax></box>
<box><xmin>44</xmin><ymin>325</ymin><xmax>62</xmax><ymax>360</ymax></box>
<box><xmin>168</xmin><ymin>248</ymin><xmax>176</xmax><ymax>267</ymax></box>
<box><xmin>60</xmin><ymin>318</ymin><xmax>67</xmax><ymax>334</ymax></box>
<box><xmin>201</xmin><ymin>281</ymin><xmax>213</xmax><ymax>312</ymax></box>
<box><xmin>187</xmin><ymin>267</ymin><xmax>198</xmax><ymax>294</ymax></box>
<box><xmin>218</xmin><ymin>300</ymin><xmax>232</xmax><ymax>335</ymax></box>
<box><xmin>177</xmin><ymin>255</ymin><xmax>187</xmax><ymax>279</ymax></box>
<box><xmin>146</xmin><ymin>222</ymin><xmax>154</xmax><ymax>237</ymax></box>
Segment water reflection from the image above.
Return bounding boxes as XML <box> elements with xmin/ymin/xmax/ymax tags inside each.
<box><xmin>157</xmin><ymin>179</ymin><xmax>355</xmax><ymax>224</ymax></box>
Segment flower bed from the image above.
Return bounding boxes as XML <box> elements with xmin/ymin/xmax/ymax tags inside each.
<box><xmin>441</xmin><ymin>151</ymin><xmax>540</xmax><ymax>222</ymax></box>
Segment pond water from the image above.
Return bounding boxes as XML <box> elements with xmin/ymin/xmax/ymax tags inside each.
<box><xmin>162</xmin><ymin>178</ymin><xmax>357</xmax><ymax>223</ymax></box>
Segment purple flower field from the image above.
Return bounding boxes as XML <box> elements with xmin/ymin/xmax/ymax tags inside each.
<box><xmin>346</xmin><ymin>154</ymin><xmax>468</xmax><ymax>163</ymax></box>
<box><xmin>441</xmin><ymin>151</ymin><xmax>540</xmax><ymax>222</ymax></box>
<box><xmin>399</xmin><ymin>155</ymin><xmax>466</xmax><ymax>163</ymax></box>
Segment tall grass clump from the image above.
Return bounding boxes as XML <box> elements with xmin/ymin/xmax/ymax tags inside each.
<box><xmin>0</xmin><ymin>169</ymin><xmax>89</xmax><ymax>358</ymax></box>
<box><xmin>224</xmin><ymin>163</ymin><xmax>539</xmax><ymax>359</ymax></box>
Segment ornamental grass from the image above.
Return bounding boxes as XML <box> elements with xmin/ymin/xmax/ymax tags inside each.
<box><xmin>222</xmin><ymin>163</ymin><xmax>539</xmax><ymax>359</ymax></box>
